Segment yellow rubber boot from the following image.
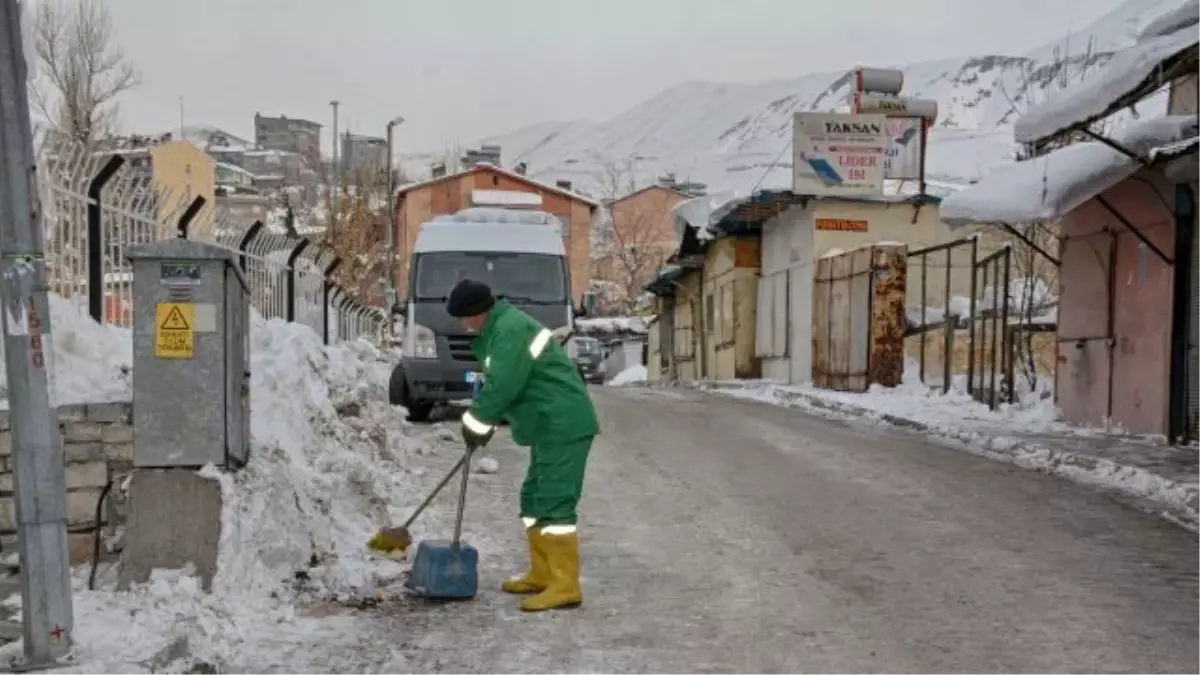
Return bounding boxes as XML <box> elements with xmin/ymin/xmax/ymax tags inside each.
<box><xmin>501</xmin><ymin>522</ymin><xmax>548</xmax><ymax>594</ymax></box>
<box><xmin>520</xmin><ymin>526</ymin><xmax>582</xmax><ymax>612</ymax></box>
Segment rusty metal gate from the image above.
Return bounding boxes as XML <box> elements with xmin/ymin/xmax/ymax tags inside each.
<box><xmin>970</xmin><ymin>246</ymin><xmax>1013</xmax><ymax>409</ymax></box>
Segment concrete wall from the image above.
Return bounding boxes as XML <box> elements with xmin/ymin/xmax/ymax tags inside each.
<box><xmin>0</xmin><ymin>403</ymin><xmax>133</xmax><ymax>565</ymax></box>
<box><xmin>813</xmin><ymin>198</ymin><xmax>983</xmax><ymax>309</ymax></box>
<box><xmin>1056</xmin><ymin>171</ymin><xmax>1176</xmax><ymax>434</ymax></box>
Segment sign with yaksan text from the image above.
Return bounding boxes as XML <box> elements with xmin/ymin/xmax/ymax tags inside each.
<box><xmin>793</xmin><ymin>113</ymin><xmax>887</xmax><ymax>197</ymax></box>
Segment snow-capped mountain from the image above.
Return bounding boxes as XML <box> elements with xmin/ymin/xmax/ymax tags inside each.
<box><xmin>414</xmin><ymin>0</ymin><xmax>1180</xmax><ymax>197</ymax></box>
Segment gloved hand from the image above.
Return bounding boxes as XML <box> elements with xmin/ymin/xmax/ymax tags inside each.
<box><xmin>461</xmin><ymin>421</ymin><xmax>495</xmax><ymax>451</ymax></box>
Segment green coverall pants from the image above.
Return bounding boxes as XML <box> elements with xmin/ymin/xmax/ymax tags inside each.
<box><xmin>519</xmin><ymin>435</ymin><xmax>594</xmax><ymax>526</ymax></box>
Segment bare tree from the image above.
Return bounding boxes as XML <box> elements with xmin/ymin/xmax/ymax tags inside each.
<box><xmin>591</xmin><ymin>158</ymin><xmax>680</xmax><ymax>314</ymax></box>
<box><xmin>30</xmin><ymin>0</ymin><xmax>140</xmax><ymax>147</ymax></box>
<box><xmin>322</xmin><ymin>168</ymin><xmax>390</xmax><ymax>302</ymax></box>
<box><xmin>992</xmin><ymin>38</ymin><xmax>1114</xmax><ymax>397</ymax></box>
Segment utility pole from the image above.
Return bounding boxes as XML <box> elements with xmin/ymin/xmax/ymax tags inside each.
<box><xmin>0</xmin><ymin>0</ymin><xmax>74</xmax><ymax>666</ymax></box>
<box><xmin>330</xmin><ymin>100</ymin><xmax>340</xmax><ymax>228</ymax></box>
<box><xmin>385</xmin><ymin>116</ymin><xmax>404</xmax><ymax>316</ymax></box>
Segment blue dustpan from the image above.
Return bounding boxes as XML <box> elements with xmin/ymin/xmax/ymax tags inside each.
<box><xmin>405</xmin><ymin>539</ymin><xmax>478</xmax><ymax>599</ymax></box>
<box><xmin>405</xmin><ymin>446</ymin><xmax>479</xmax><ymax>600</ymax></box>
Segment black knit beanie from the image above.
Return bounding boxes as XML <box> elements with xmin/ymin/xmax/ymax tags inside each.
<box><xmin>445</xmin><ymin>278</ymin><xmax>496</xmax><ymax>318</ymax></box>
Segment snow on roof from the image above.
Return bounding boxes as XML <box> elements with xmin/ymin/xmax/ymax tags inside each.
<box><xmin>1014</xmin><ymin>24</ymin><xmax>1199</xmax><ymax>145</ymax></box>
<box><xmin>472</xmin><ymin>189</ymin><xmax>543</xmax><ymax>207</ymax></box>
<box><xmin>216</xmin><ymin>162</ymin><xmax>257</xmax><ymax>178</ymax></box>
<box><xmin>574</xmin><ymin>316</ymin><xmax>649</xmax><ymax>335</ymax></box>
<box><xmin>1137</xmin><ymin>0</ymin><xmax>1199</xmax><ymax>41</ymax></box>
<box><xmin>672</xmin><ymin>181</ymin><xmax>946</xmax><ymax>241</ymax></box>
<box><xmin>942</xmin><ymin>115</ymin><xmax>1198</xmax><ymax>226</ymax></box>
<box><xmin>395</xmin><ymin>162</ymin><xmax>600</xmax><ymax>207</ymax></box>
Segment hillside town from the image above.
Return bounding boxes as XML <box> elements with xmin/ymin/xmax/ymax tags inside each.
<box><xmin>0</xmin><ymin>0</ymin><xmax>1195</xmax><ymax>672</ymax></box>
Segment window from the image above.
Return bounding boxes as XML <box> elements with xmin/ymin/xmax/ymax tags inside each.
<box><xmin>705</xmin><ymin>293</ymin><xmax>715</xmax><ymax>334</ymax></box>
<box><xmin>413</xmin><ymin>251</ymin><xmax>567</xmax><ymax>304</ymax></box>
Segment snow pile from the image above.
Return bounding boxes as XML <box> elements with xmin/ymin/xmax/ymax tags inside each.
<box><xmin>0</xmin><ymin>295</ymin><xmax>132</xmax><ymax>409</ymax></box>
<box><xmin>729</xmin><ymin>360</ymin><xmax>1066</xmax><ymax>437</ymax></box>
<box><xmin>943</xmin><ymin>114</ymin><xmax>1199</xmax><ymax>226</ymax></box>
<box><xmin>575</xmin><ymin>316</ymin><xmax>649</xmax><ymax>335</ymax></box>
<box><xmin>1138</xmin><ymin>0</ymin><xmax>1200</xmax><ymax>40</ymax></box>
<box><xmin>608</xmin><ymin>365</ymin><xmax>648</xmax><ymax>386</ymax></box>
<box><xmin>1014</xmin><ymin>21</ymin><xmax>1199</xmax><ymax>144</ymax></box>
<box><xmin>62</xmin><ymin>316</ymin><xmax>442</xmax><ymax>672</ymax></box>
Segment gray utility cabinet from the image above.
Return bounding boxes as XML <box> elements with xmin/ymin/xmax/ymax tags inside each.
<box><xmin>127</xmin><ymin>240</ymin><xmax>251</xmax><ymax>469</ymax></box>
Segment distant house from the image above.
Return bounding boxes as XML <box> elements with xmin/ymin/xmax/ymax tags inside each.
<box><xmin>341</xmin><ymin>132</ymin><xmax>388</xmax><ymax>176</ymax></box>
<box><xmin>393</xmin><ymin>162</ymin><xmax>599</xmax><ymax>303</ymax></box>
<box><xmin>215</xmin><ymin>162</ymin><xmax>256</xmax><ymax>191</ymax></box>
<box><xmin>96</xmin><ymin>138</ymin><xmax>215</xmax><ymax>230</ymax></box>
<box><xmin>595</xmin><ymin>185</ymin><xmax>691</xmax><ymax>309</ymax></box>
<box><xmin>254</xmin><ymin>113</ymin><xmax>322</xmax><ymax>167</ymax></box>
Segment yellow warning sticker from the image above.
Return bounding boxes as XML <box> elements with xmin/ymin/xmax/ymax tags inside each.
<box><xmin>155</xmin><ymin>303</ymin><xmax>195</xmax><ymax>359</ymax></box>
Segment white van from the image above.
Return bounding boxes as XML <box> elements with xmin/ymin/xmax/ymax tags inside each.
<box><xmin>389</xmin><ymin>208</ymin><xmax>589</xmax><ymax>421</ymax></box>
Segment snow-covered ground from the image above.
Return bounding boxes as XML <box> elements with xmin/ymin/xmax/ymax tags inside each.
<box><xmin>607</xmin><ymin>365</ymin><xmax>648</xmax><ymax>386</ymax></box>
<box><xmin>693</xmin><ymin>360</ymin><xmax>1198</xmax><ymax>529</ymax></box>
<box><xmin>0</xmin><ymin>295</ymin><xmax>133</xmax><ymax>409</ymax></box>
<box><xmin>0</xmin><ymin>299</ymin><xmax>472</xmax><ymax>671</ymax></box>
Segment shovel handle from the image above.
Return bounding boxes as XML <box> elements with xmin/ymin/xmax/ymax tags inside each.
<box><xmin>452</xmin><ymin>446</ymin><xmax>473</xmax><ymax>549</ymax></box>
<box><xmin>402</xmin><ymin>451</ymin><xmax>468</xmax><ymax>529</ymax></box>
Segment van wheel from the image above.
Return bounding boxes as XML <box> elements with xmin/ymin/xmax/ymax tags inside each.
<box><xmin>406</xmin><ymin>401</ymin><xmax>434</xmax><ymax>423</ymax></box>
<box><xmin>388</xmin><ymin>364</ymin><xmax>407</xmax><ymax>406</ymax></box>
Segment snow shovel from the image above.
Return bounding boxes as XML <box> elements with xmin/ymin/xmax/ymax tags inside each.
<box><xmin>366</xmin><ymin>450</ymin><xmax>470</xmax><ymax>559</ymax></box>
<box><xmin>404</xmin><ymin>444</ymin><xmax>479</xmax><ymax>600</ymax></box>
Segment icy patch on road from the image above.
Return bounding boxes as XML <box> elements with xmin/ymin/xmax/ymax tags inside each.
<box><xmin>608</xmin><ymin>365</ymin><xmax>648</xmax><ymax>386</ymax></box>
<box><xmin>58</xmin><ymin>316</ymin><xmax>448</xmax><ymax>673</ymax></box>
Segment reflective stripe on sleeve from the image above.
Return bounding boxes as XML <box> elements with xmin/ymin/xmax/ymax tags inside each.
<box><xmin>541</xmin><ymin>524</ymin><xmax>577</xmax><ymax>536</ymax></box>
<box><xmin>528</xmin><ymin>328</ymin><xmax>554</xmax><ymax>359</ymax></box>
<box><xmin>462</xmin><ymin>411</ymin><xmax>494</xmax><ymax>435</ymax></box>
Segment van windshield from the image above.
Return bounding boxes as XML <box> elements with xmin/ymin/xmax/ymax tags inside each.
<box><xmin>413</xmin><ymin>252</ymin><xmax>567</xmax><ymax>305</ymax></box>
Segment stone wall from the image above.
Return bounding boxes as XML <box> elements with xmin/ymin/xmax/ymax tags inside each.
<box><xmin>0</xmin><ymin>402</ymin><xmax>133</xmax><ymax>564</ymax></box>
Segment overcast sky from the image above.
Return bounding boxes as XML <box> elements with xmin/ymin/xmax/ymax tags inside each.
<box><xmin>105</xmin><ymin>0</ymin><xmax>1129</xmax><ymax>153</ymax></box>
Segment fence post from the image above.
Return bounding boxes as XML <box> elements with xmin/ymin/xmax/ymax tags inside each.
<box><xmin>237</xmin><ymin>221</ymin><xmax>263</xmax><ymax>273</ymax></box>
<box><xmin>86</xmin><ymin>155</ymin><xmax>125</xmax><ymax>323</ymax></box>
<box><xmin>175</xmin><ymin>196</ymin><xmax>207</xmax><ymax>238</ymax></box>
<box><xmin>966</xmin><ymin>236</ymin><xmax>979</xmax><ymax>396</ymax></box>
<box><xmin>1000</xmin><ymin>246</ymin><xmax>1012</xmax><ymax>404</ymax></box>
<box><xmin>321</xmin><ymin>256</ymin><xmax>341</xmax><ymax>345</ymax></box>
<box><xmin>283</xmin><ymin>239</ymin><xmax>310</xmax><ymax>323</ymax></box>
<box><xmin>339</xmin><ymin>295</ymin><xmax>355</xmax><ymax>340</ymax></box>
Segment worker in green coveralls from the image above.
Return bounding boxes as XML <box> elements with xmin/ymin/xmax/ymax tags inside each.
<box><xmin>447</xmin><ymin>278</ymin><xmax>600</xmax><ymax>612</ymax></box>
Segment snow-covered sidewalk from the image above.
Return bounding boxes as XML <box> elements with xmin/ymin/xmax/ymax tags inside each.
<box><xmin>0</xmin><ymin>300</ymin><xmax>514</xmax><ymax>672</ymax></box>
<box><xmin>667</xmin><ymin>376</ymin><xmax>1198</xmax><ymax>530</ymax></box>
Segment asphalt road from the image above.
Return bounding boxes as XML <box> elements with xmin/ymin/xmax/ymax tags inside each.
<box><xmin>350</xmin><ymin>385</ymin><xmax>1199</xmax><ymax>673</ymax></box>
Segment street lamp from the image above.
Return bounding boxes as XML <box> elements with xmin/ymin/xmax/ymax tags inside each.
<box><xmin>385</xmin><ymin>116</ymin><xmax>405</xmax><ymax>317</ymax></box>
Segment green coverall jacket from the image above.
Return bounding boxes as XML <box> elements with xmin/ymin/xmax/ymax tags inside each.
<box><xmin>462</xmin><ymin>300</ymin><xmax>599</xmax><ymax>525</ymax></box>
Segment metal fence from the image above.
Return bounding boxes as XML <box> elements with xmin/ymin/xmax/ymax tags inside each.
<box><xmin>36</xmin><ymin>136</ymin><xmax>386</xmax><ymax>345</ymax></box>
